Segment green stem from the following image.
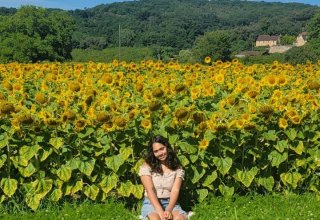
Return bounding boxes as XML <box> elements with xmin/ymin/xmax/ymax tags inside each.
<box><xmin>6</xmin><ymin>143</ymin><xmax>11</xmax><ymax>178</ymax></box>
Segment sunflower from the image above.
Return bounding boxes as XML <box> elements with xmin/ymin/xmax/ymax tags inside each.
<box><xmin>265</xmin><ymin>75</ymin><xmax>277</xmax><ymax>86</ymax></box>
<box><xmin>35</xmin><ymin>92</ymin><xmax>47</xmax><ymax>104</ymax></box>
<box><xmin>95</xmin><ymin>111</ymin><xmax>112</xmax><ymax>123</ymax></box>
<box><xmin>112</xmin><ymin>59</ymin><xmax>119</xmax><ymax>67</ymax></box>
<box><xmin>102</xmin><ymin>122</ymin><xmax>114</xmax><ymax>132</ymax></box>
<box><xmin>140</xmin><ymin>118</ymin><xmax>152</xmax><ymax>130</ymax></box>
<box><xmin>232</xmin><ymin>58</ymin><xmax>239</xmax><ymax>64</ymax></box>
<box><xmin>290</xmin><ymin>115</ymin><xmax>301</xmax><ymax>125</ymax></box>
<box><xmin>10</xmin><ymin>118</ymin><xmax>20</xmax><ymax>131</ymax></box>
<box><xmin>100</xmin><ymin>74</ymin><xmax>113</xmax><ymax>85</ymax></box>
<box><xmin>62</xmin><ymin>110</ymin><xmax>77</xmax><ymax>122</ymax></box>
<box><xmin>69</xmin><ymin>82</ymin><xmax>81</xmax><ymax>92</ymax></box>
<box><xmin>18</xmin><ymin>114</ymin><xmax>34</xmax><ymax>125</ymax></box>
<box><xmin>204</xmin><ymin>87</ymin><xmax>215</xmax><ymax>97</ymax></box>
<box><xmin>193</xmin><ymin>111</ymin><xmax>206</xmax><ymax>123</ymax></box>
<box><xmin>199</xmin><ymin>139</ymin><xmax>209</xmax><ymax>150</ymax></box>
<box><xmin>234</xmin><ymin>119</ymin><xmax>245</xmax><ymax>129</ymax></box>
<box><xmin>286</xmin><ymin>109</ymin><xmax>297</xmax><ymax>118</ymax></box>
<box><xmin>2</xmin><ymin>81</ymin><xmax>12</xmax><ymax>91</ymax></box>
<box><xmin>152</xmin><ymin>88</ymin><xmax>164</xmax><ymax>98</ymax></box>
<box><xmin>13</xmin><ymin>82</ymin><xmax>23</xmax><ymax>92</ymax></box>
<box><xmin>149</xmin><ymin>100</ymin><xmax>162</xmax><ymax>111</ymax></box>
<box><xmin>0</xmin><ymin>102</ymin><xmax>15</xmax><ymax>115</ymax></box>
<box><xmin>307</xmin><ymin>81</ymin><xmax>320</xmax><ymax>90</ymax></box>
<box><xmin>175</xmin><ymin>84</ymin><xmax>186</xmax><ymax>93</ymax></box>
<box><xmin>141</xmin><ymin>108</ymin><xmax>151</xmax><ymax>118</ymax></box>
<box><xmin>0</xmin><ymin>93</ymin><xmax>6</xmax><ymax>100</ymax></box>
<box><xmin>277</xmin><ymin>75</ymin><xmax>288</xmax><ymax>86</ymax></box>
<box><xmin>174</xmin><ymin>108</ymin><xmax>189</xmax><ymax>120</ymax></box>
<box><xmin>128</xmin><ymin>109</ymin><xmax>139</xmax><ymax>119</ymax></box>
<box><xmin>259</xmin><ymin>105</ymin><xmax>274</xmax><ymax>115</ymax></box>
<box><xmin>245</xmin><ymin>90</ymin><xmax>258</xmax><ymax>99</ymax></box>
<box><xmin>74</xmin><ymin>119</ymin><xmax>87</xmax><ymax>131</ymax></box>
<box><xmin>214</xmin><ymin>74</ymin><xmax>225</xmax><ymax>84</ymax></box>
<box><xmin>198</xmin><ymin>121</ymin><xmax>208</xmax><ymax>131</ymax></box>
<box><xmin>204</xmin><ymin>56</ymin><xmax>212</xmax><ymax>64</ymax></box>
<box><xmin>190</xmin><ymin>86</ymin><xmax>201</xmax><ymax>100</ymax></box>
<box><xmin>278</xmin><ymin>118</ymin><xmax>288</xmax><ymax>129</ymax></box>
<box><xmin>114</xmin><ymin>117</ymin><xmax>127</xmax><ymax>128</ymax></box>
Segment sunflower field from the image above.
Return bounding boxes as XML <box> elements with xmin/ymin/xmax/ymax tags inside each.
<box><xmin>0</xmin><ymin>59</ymin><xmax>320</xmax><ymax>210</ymax></box>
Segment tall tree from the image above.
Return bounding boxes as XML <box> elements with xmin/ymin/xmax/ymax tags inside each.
<box><xmin>0</xmin><ymin>6</ymin><xmax>75</xmax><ymax>63</ymax></box>
<box><xmin>307</xmin><ymin>11</ymin><xmax>320</xmax><ymax>45</ymax></box>
<box><xmin>192</xmin><ymin>30</ymin><xmax>232</xmax><ymax>62</ymax></box>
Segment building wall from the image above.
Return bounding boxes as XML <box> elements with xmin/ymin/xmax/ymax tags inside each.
<box><xmin>256</xmin><ymin>40</ymin><xmax>277</xmax><ymax>47</ymax></box>
<box><xmin>295</xmin><ymin>36</ymin><xmax>306</xmax><ymax>47</ymax></box>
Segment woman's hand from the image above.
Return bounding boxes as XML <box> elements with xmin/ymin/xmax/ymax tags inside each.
<box><xmin>164</xmin><ymin>210</ymin><xmax>173</xmax><ymax>220</ymax></box>
<box><xmin>156</xmin><ymin>210</ymin><xmax>167</xmax><ymax>220</ymax></box>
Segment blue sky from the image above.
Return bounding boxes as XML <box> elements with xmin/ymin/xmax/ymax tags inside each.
<box><xmin>0</xmin><ymin>0</ymin><xmax>318</xmax><ymax>10</ymax></box>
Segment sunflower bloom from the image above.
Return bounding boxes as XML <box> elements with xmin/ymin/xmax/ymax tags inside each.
<box><xmin>35</xmin><ymin>92</ymin><xmax>47</xmax><ymax>104</ymax></box>
<box><xmin>199</xmin><ymin>139</ymin><xmax>209</xmax><ymax>150</ymax></box>
<box><xmin>174</xmin><ymin>108</ymin><xmax>189</xmax><ymax>120</ymax></box>
<box><xmin>140</xmin><ymin>119</ymin><xmax>152</xmax><ymax>130</ymax></box>
<box><xmin>204</xmin><ymin>56</ymin><xmax>211</xmax><ymax>64</ymax></box>
<box><xmin>290</xmin><ymin>115</ymin><xmax>301</xmax><ymax>125</ymax></box>
<box><xmin>278</xmin><ymin>118</ymin><xmax>288</xmax><ymax>129</ymax></box>
<box><xmin>74</xmin><ymin>119</ymin><xmax>87</xmax><ymax>131</ymax></box>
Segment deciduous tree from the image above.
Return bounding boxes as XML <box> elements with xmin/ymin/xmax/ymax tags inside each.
<box><xmin>0</xmin><ymin>6</ymin><xmax>75</xmax><ymax>63</ymax></box>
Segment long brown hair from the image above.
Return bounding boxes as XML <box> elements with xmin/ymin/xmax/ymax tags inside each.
<box><xmin>145</xmin><ymin>135</ymin><xmax>181</xmax><ymax>174</ymax></box>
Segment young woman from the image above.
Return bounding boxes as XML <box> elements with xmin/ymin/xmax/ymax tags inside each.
<box><xmin>139</xmin><ymin>135</ymin><xmax>187</xmax><ymax>220</ymax></box>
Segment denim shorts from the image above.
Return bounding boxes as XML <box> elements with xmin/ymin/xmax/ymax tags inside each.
<box><xmin>140</xmin><ymin>197</ymin><xmax>187</xmax><ymax>219</ymax></box>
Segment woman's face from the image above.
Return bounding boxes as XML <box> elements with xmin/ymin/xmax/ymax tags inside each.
<box><xmin>152</xmin><ymin>142</ymin><xmax>168</xmax><ymax>161</ymax></box>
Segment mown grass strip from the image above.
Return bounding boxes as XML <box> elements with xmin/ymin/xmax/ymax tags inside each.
<box><xmin>0</xmin><ymin>199</ymin><xmax>138</xmax><ymax>220</ymax></box>
<box><xmin>190</xmin><ymin>193</ymin><xmax>320</xmax><ymax>220</ymax></box>
<box><xmin>1</xmin><ymin>194</ymin><xmax>319</xmax><ymax>219</ymax></box>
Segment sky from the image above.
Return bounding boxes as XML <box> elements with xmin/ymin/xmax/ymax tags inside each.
<box><xmin>0</xmin><ymin>0</ymin><xmax>318</xmax><ymax>10</ymax></box>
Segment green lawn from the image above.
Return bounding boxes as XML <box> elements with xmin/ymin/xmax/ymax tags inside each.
<box><xmin>190</xmin><ymin>193</ymin><xmax>320</xmax><ymax>220</ymax></box>
<box><xmin>1</xmin><ymin>193</ymin><xmax>319</xmax><ymax>220</ymax></box>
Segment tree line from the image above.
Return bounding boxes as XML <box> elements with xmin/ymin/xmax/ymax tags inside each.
<box><xmin>0</xmin><ymin>0</ymin><xmax>319</xmax><ymax>63</ymax></box>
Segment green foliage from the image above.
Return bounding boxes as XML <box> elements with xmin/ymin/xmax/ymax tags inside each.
<box><xmin>71</xmin><ymin>47</ymin><xmax>154</xmax><ymax>62</ymax></box>
<box><xmin>240</xmin><ymin>53</ymin><xmax>285</xmax><ymax>65</ymax></box>
<box><xmin>0</xmin><ymin>6</ymin><xmax>75</xmax><ymax>63</ymax></box>
<box><xmin>192</xmin><ymin>30</ymin><xmax>232</xmax><ymax>62</ymax></box>
<box><xmin>176</xmin><ymin>50</ymin><xmax>197</xmax><ymax>63</ymax></box>
<box><xmin>307</xmin><ymin>11</ymin><xmax>320</xmax><ymax>44</ymax></box>
<box><xmin>69</xmin><ymin>0</ymin><xmax>317</xmax><ymax>52</ymax></box>
<box><xmin>280</xmin><ymin>34</ymin><xmax>296</xmax><ymax>45</ymax></box>
<box><xmin>284</xmin><ymin>45</ymin><xmax>318</xmax><ymax>65</ymax></box>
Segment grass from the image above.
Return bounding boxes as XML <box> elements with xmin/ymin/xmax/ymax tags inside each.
<box><xmin>190</xmin><ymin>193</ymin><xmax>320</xmax><ymax>220</ymax></box>
<box><xmin>1</xmin><ymin>193</ymin><xmax>319</xmax><ymax>220</ymax></box>
<box><xmin>0</xmin><ymin>199</ymin><xmax>139</xmax><ymax>220</ymax></box>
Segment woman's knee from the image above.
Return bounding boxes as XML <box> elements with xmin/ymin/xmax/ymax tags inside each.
<box><xmin>172</xmin><ymin>210</ymin><xmax>187</xmax><ymax>220</ymax></box>
<box><xmin>148</xmin><ymin>212</ymin><xmax>161</xmax><ymax>220</ymax></box>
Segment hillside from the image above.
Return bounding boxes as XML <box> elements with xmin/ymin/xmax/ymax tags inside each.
<box><xmin>69</xmin><ymin>0</ymin><xmax>318</xmax><ymax>51</ymax></box>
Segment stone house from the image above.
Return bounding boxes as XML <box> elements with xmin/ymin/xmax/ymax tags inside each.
<box><xmin>256</xmin><ymin>35</ymin><xmax>280</xmax><ymax>47</ymax></box>
<box><xmin>294</xmin><ymin>32</ymin><xmax>308</xmax><ymax>47</ymax></box>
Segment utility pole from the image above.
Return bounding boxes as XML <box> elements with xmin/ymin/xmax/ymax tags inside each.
<box><xmin>118</xmin><ymin>24</ymin><xmax>121</xmax><ymax>61</ymax></box>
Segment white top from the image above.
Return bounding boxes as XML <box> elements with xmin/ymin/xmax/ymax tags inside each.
<box><xmin>139</xmin><ymin>165</ymin><xmax>185</xmax><ymax>199</ymax></box>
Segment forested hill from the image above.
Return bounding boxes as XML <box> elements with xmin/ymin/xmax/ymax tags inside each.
<box><xmin>69</xmin><ymin>0</ymin><xmax>318</xmax><ymax>50</ymax></box>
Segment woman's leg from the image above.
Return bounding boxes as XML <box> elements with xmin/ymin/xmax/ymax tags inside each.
<box><xmin>148</xmin><ymin>212</ymin><xmax>161</xmax><ymax>220</ymax></box>
<box><xmin>172</xmin><ymin>210</ymin><xmax>187</xmax><ymax>220</ymax></box>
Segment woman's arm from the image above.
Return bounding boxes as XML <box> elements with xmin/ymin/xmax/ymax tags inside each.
<box><xmin>165</xmin><ymin>176</ymin><xmax>183</xmax><ymax>212</ymax></box>
<box><xmin>140</xmin><ymin>175</ymin><xmax>164</xmax><ymax>215</ymax></box>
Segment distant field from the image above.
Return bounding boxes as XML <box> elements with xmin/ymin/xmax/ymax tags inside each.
<box><xmin>71</xmin><ymin>47</ymin><xmax>154</xmax><ymax>62</ymax></box>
